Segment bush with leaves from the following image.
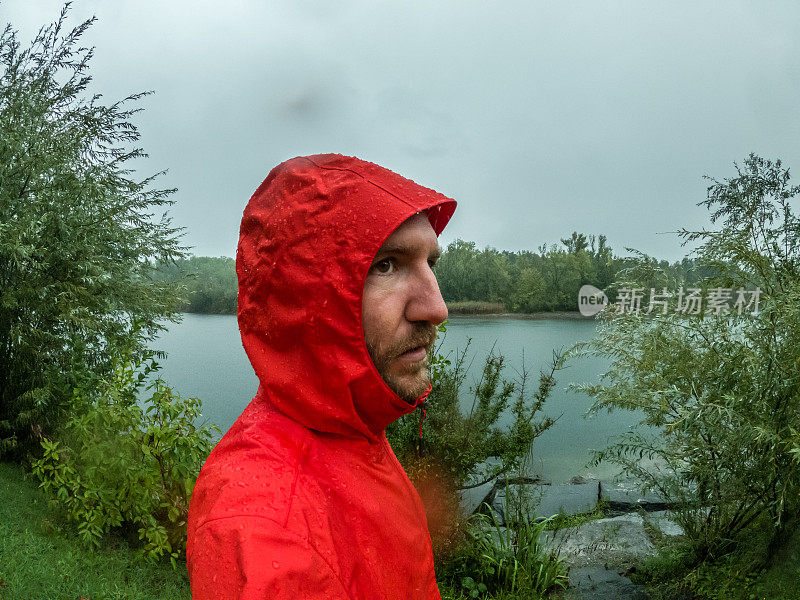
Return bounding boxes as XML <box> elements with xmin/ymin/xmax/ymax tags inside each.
<box><xmin>32</xmin><ymin>348</ymin><xmax>218</xmax><ymax>565</ymax></box>
<box><xmin>387</xmin><ymin>322</ymin><xmax>560</xmax><ymax>570</ymax></box>
<box><xmin>0</xmin><ymin>5</ymin><xmax>186</xmax><ymax>458</ymax></box>
<box><xmin>572</xmin><ymin>154</ymin><xmax>800</xmax><ymax>566</ymax></box>
<box><xmin>388</xmin><ymin>324</ymin><xmax>559</xmax><ymax>491</ymax></box>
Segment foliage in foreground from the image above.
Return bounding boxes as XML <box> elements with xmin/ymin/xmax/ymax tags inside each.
<box><xmin>387</xmin><ymin>322</ymin><xmax>560</xmax><ymax>559</ymax></box>
<box><xmin>0</xmin><ymin>462</ymin><xmax>190</xmax><ymax>600</ymax></box>
<box><xmin>387</xmin><ymin>325</ymin><xmax>566</xmax><ymax>597</ymax></box>
<box><xmin>389</xmin><ymin>324</ymin><xmax>559</xmax><ymax>491</ymax></box>
<box><xmin>32</xmin><ymin>349</ymin><xmax>218</xmax><ymax>564</ymax></box>
<box><xmin>572</xmin><ymin>154</ymin><xmax>800</xmax><ymax>569</ymax></box>
<box><xmin>0</xmin><ymin>4</ymin><xmax>186</xmax><ymax>458</ymax></box>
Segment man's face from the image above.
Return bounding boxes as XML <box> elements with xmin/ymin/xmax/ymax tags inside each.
<box><xmin>363</xmin><ymin>213</ymin><xmax>448</xmax><ymax>402</ymax></box>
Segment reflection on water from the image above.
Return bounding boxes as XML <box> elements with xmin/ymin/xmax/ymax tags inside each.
<box><xmin>151</xmin><ymin>314</ymin><xmax>643</xmax><ymax>484</ymax></box>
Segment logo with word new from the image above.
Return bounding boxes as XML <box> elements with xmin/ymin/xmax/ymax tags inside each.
<box><xmin>578</xmin><ymin>285</ymin><xmax>608</xmax><ymax>317</ymax></box>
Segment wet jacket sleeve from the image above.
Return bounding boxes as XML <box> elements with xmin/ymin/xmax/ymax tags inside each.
<box><xmin>188</xmin><ymin>516</ymin><xmax>352</xmax><ymax>600</ymax></box>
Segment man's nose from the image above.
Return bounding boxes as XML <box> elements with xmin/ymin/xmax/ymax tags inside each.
<box><xmin>405</xmin><ymin>265</ymin><xmax>448</xmax><ymax>326</ymax></box>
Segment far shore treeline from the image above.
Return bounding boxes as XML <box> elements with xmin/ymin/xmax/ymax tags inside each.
<box><xmin>154</xmin><ymin>232</ymin><xmax>708</xmax><ymax>315</ymax></box>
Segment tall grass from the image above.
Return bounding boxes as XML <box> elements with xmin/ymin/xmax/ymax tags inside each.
<box><xmin>439</xmin><ymin>482</ymin><xmax>568</xmax><ymax>599</ymax></box>
<box><xmin>471</xmin><ymin>486</ymin><xmax>568</xmax><ymax>597</ymax></box>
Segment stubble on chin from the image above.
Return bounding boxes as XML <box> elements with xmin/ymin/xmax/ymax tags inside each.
<box><xmin>366</xmin><ymin>324</ymin><xmax>437</xmax><ymax>402</ymax></box>
<box><xmin>385</xmin><ymin>360</ymin><xmax>431</xmax><ymax>403</ymax></box>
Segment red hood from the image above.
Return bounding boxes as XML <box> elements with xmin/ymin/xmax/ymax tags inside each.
<box><xmin>236</xmin><ymin>154</ymin><xmax>456</xmax><ymax>440</ymax></box>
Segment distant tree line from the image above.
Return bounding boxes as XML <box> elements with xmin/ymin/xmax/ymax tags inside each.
<box><xmin>436</xmin><ymin>232</ymin><xmax>709</xmax><ymax>312</ymax></box>
<box><xmin>152</xmin><ymin>256</ymin><xmax>237</xmax><ymax>314</ymax></box>
<box><xmin>157</xmin><ymin>234</ymin><xmax>708</xmax><ymax>315</ymax></box>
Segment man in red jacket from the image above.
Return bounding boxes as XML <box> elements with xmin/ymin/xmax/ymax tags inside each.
<box><xmin>186</xmin><ymin>154</ymin><xmax>457</xmax><ymax>599</ymax></box>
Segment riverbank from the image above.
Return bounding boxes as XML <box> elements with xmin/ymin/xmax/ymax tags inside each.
<box><xmin>444</xmin><ymin>301</ymin><xmax>586</xmax><ymax>320</ymax></box>
<box><xmin>449</xmin><ymin>310</ymin><xmax>586</xmax><ymax>321</ymax></box>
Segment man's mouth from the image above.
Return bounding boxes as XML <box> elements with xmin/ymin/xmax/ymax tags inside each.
<box><xmin>398</xmin><ymin>345</ymin><xmax>428</xmax><ymax>362</ymax></box>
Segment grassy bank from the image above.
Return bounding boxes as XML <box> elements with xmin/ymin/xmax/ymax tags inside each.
<box><xmin>0</xmin><ymin>462</ymin><xmax>190</xmax><ymax>600</ymax></box>
<box><xmin>445</xmin><ymin>301</ymin><xmax>506</xmax><ymax>314</ymax></box>
<box><xmin>445</xmin><ymin>302</ymin><xmax>585</xmax><ymax>320</ymax></box>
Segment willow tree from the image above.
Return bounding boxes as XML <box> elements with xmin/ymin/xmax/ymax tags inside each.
<box><xmin>0</xmin><ymin>6</ymin><xmax>186</xmax><ymax>457</ymax></box>
<box><xmin>575</xmin><ymin>154</ymin><xmax>800</xmax><ymax>564</ymax></box>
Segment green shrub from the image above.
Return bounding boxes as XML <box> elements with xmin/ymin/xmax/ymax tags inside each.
<box><xmin>572</xmin><ymin>154</ymin><xmax>800</xmax><ymax>565</ymax></box>
<box><xmin>387</xmin><ymin>322</ymin><xmax>560</xmax><ymax>563</ymax></box>
<box><xmin>389</xmin><ymin>323</ymin><xmax>559</xmax><ymax>493</ymax></box>
<box><xmin>636</xmin><ymin>532</ymin><xmax>800</xmax><ymax>600</ymax></box>
<box><xmin>32</xmin><ymin>351</ymin><xmax>218</xmax><ymax>565</ymax></box>
<box><xmin>0</xmin><ymin>463</ymin><xmax>191</xmax><ymax>599</ymax></box>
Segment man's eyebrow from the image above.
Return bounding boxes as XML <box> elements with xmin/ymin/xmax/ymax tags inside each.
<box><xmin>374</xmin><ymin>243</ymin><xmax>442</xmax><ymax>260</ymax></box>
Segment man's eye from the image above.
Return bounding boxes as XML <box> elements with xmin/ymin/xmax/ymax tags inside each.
<box><xmin>372</xmin><ymin>258</ymin><xmax>395</xmax><ymax>274</ymax></box>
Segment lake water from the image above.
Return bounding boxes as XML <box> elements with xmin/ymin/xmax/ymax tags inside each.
<box><xmin>151</xmin><ymin>314</ymin><xmax>642</xmax><ymax>484</ymax></box>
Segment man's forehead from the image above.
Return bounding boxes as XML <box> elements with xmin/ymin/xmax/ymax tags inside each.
<box><xmin>375</xmin><ymin>213</ymin><xmax>441</xmax><ymax>256</ymax></box>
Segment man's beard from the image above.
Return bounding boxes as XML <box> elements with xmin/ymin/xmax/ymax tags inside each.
<box><xmin>366</xmin><ymin>323</ymin><xmax>438</xmax><ymax>402</ymax></box>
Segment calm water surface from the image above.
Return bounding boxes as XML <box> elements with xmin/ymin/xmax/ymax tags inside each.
<box><xmin>152</xmin><ymin>314</ymin><xmax>640</xmax><ymax>483</ymax></box>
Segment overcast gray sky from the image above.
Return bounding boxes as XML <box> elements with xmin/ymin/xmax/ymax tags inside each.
<box><xmin>6</xmin><ymin>1</ymin><xmax>800</xmax><ymax>262</ymax></box>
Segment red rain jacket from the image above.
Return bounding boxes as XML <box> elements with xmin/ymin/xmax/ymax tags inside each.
<box><xmin>186</xmin><ymin>154</ymin><xmax>456</xmax><ymax>599</ymax></box>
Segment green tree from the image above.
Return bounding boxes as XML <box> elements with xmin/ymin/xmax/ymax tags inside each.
<box><xmin>473</xmin><ymin>247</ymin><xmax>511</xmax><ymax>305</ymax></box>
<box><xmin>0</xmin><ymin>7</ymin><xmax>186</xmax><ymax>457</ymax></box>
<box><xmin>539</xmin><ymin>246</ymin><xmax>582</xmax><ymax>310</ymax></box>
<box><xmin>589</xmin><ymin>234</ymin><xmax>616</xmax><ymax>290</ymax></box>
<box><xmin>509</xmin><ymin>266</ymin><xmax>546</xmax><ymax>312</ymax></box>
<box><xmin>561</xmin><ymin>231</ymin><xmax>589</xmax><ymax>255</ymax></box>
<box><xmin>573</xmin><ymin>154</ymin><xmax>800</xmax><ymax>566</ymax></box>
<box><xmin>434</xmin><ymin>239</ymin><xmax>480</xmax><ymax>303</ymax></box>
